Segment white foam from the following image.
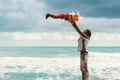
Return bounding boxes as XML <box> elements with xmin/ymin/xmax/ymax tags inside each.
<box><xmin>0</xmin><ymin>52</ymin><xmax>120</xmax><ymax>80</ymax></box>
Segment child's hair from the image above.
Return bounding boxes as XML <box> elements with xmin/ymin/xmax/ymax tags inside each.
<box><xmin>83</xmin><ymin>29</ymin><xmax>92</xmax><ymax>37</ymax></box>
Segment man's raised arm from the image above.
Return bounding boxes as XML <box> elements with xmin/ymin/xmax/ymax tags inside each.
<box><xmin>72</xmin><ymin>24</ymin><xmax>90</xmax><ymax>39</ymax></box>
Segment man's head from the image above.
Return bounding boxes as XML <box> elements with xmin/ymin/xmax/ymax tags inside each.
<box><xmin>83</xmin><ymin>29</ymin><xmax>92</xmax><ymax>38</ymax></box>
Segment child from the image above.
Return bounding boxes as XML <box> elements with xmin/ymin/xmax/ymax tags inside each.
<box><xmin>45</xmin><ymin>12</ymin><xmax>83</xmax><ymax>36</ymax></box>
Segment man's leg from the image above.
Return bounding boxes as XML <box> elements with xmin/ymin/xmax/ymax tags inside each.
<box><xmin>80</xmin><ymin>51</ymin><xmax>89</xmax><ymax>80</ymax></box>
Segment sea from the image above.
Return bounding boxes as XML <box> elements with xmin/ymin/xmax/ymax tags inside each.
<box><xmin>0</xmin><ymin>46</ymin><xmax>119</xmax><ymax>80</ymax></box>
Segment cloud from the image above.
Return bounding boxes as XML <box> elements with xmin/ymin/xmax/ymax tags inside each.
<box><xmin>90</xmin><ymin>32</ymin><xmax>120</xmax><ymax>46</ymax></box>
<box><xmin>91</xmin><ymin>33</ymin><xmax>120</xmax><ymax>41</ymax></box>
<box><xmin>0</xmin><ymin>32</ymin><xmax>78</xmax><ymax>46</ymax></box>
<box><xmin>0</xmin><ymin>0</ymin><xmax>120</xmax><ymax>33</ymax></box>
<box><xmin>0</xmin><ymin>0</ymin><xmax>46</xmax><ymax>32</ymax></box>
<box><xmin>0</xmin><ymin>32</ymin><xmax>120</xmax><ymax>46</ymax></box>
<box><xmin>5</xmin><ymin>12</ymin><xmax>27</xmax><ymax>19</ymax></box>
<box><xmin>41</xmin><ymin>0</ymin><xmax>120</xmax><ymax>18</ymax></box>
<box><xmin>0</xmin><ymin>0</ymin><xmax>18</xmax><ymax>10</ymax></box>
<box><xmin>0</xmin><ymin>0</ymin><xmax>119</xmax><ymax>46</ymax></box>
<box><xmin>0</xmin><ymin>32</ymin><xmax>77</xmax><ymax>41</ymax></box>
<box><xmin>12</xmin><ymin>32</ymin><xmax>78</xmax><ymax>41</ymax></box>
<box><xmin>79</xmin><ymin>17</ymin><xmax>120</xmax><ymax>32</ymax></box>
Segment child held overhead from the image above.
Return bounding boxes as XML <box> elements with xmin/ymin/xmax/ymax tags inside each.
<box><xmin>45</xmin><ymin>12</ymin><xmax>81</xmax><ymax>27</ymax></box>
<box><xmin>45</xmin><ymin>12</ymin><xmax>84</xmax><ymax>35</ymax></box>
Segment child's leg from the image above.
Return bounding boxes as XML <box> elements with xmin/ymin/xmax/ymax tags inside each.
<box><xmin>46</xmin><ymin>13</ymin><xmax>65</xmax><ymax>19</ymax></box>
<box><xmin>49</xmin><ymin>14</ymin><xmax>65</xmax><ymax>19</ymax></box>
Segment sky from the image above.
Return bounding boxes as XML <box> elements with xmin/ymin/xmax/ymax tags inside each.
<box><xmin>0</xmin><ymin>0</ymin><xmax>120</xmax><ymax>46</ymax></box>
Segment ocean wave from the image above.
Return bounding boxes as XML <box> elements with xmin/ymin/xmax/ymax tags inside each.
<box><xmin>0</xmin><ymin>53</ymin><xmax>120</xmax><ymax>80</ymax></box>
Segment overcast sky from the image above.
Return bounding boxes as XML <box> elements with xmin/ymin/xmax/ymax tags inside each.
<box><xmin>0</xmin><ymin>0</ymin><xmax>120</xmax><ymax>46</ymax></box>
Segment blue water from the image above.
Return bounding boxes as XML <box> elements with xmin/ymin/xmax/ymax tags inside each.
<box><xmin>0</xmin><ymin>46</ymin><xmax>119</xmax><ymax>57</ymax></box>
<box><xmin>0</xmin><ymin>47</ymin><xmax>120</xmax><ymax>80</ymax></box>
